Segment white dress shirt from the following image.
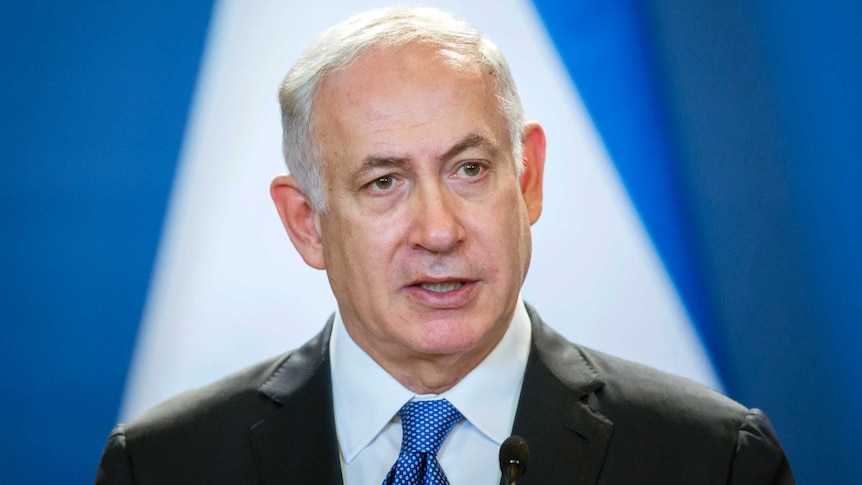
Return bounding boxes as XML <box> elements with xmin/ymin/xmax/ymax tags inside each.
<box><xmin>330</xmin><ymin>298</ymin><xmax>532</xmax><ymax>485</ymax></box>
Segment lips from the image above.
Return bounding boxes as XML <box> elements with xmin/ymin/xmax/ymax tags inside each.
<box><xmin>419</xmin><ymin>281</ymin><xmax>464</xmax><ymax>293</ymax></box>
<box><xmin>400</xmin><ymin>266</ymin><xmax>481</xmax><ymax>309</ymax></box>
<box><xmin>405</xmin><ymin>277</ymin><xmax>477</xmax><ymax>308</ymax></box>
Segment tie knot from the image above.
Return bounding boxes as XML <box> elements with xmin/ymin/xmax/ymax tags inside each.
<box><xmin>397</xmin><ymin>399</ymin><xmax>463</xmax><ymax>454</ymax></box>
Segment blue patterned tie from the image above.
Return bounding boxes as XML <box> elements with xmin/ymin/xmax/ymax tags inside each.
<box><xmin>382</xmin><ymin>399</ymin><xmax>463</xmax><ymax>485</ymax></box>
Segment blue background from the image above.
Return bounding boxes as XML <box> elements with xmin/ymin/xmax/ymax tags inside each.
<box><xmin>2</xmin><ymin>1</ymin><xmax>860</xmax><ymax>482</ymax></box>
<box><xmin>1</xmin><ymin>2</ymin><xmax>213</xmax><ymax>482</ymax></box>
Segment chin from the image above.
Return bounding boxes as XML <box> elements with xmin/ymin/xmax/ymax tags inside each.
<box><xmin>409</xmin><ymin>319</ymin><xmax>499</xmax><ymax>356</ymax></box>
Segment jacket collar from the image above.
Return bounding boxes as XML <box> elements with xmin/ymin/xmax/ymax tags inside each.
<box><xmin>509</xmin><ymin>304</ymin><xmax>614</xmax><ymax>484</ymax></box>
<box><xmin>249</xmin><ymin>316</ymin><xmax>344</xmax><ymax>485</ymax></box>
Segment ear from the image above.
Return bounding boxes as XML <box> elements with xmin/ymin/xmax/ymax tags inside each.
<box><xmin>270</xmin><ymin>174</ymin><xmax>325</xmax><ymax>269</ymax></box>
<box><xmin>520</xmin><ymin>121</ymin><xmax>546</xmax><ymax>225</ymax></box>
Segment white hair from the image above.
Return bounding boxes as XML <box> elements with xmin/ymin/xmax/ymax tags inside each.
<box><xmin>278</xmin><ymin>6</ymin><xmax>526</xmax><ymax>212</ymax></box>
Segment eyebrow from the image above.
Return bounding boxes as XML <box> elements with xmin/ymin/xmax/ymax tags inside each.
<box><xmin>355</xmin><ymin>134</ymin><xmax>498</xmax><ymax>177</ymax></box>
<box><xmin>437</xmin><ymin>133</ymin><xmax>498</xmax><ymax>163</ymax></box>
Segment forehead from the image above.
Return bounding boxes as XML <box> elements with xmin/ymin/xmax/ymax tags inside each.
<box><xmin>321</xmin><ymin>42</ymin><xmax>491</xmax><ymax>98</ymax></box>
<box><xmin>311</xmin><ymin>43</ymin><xmax>504</xmax><ymax>167</ymax></box>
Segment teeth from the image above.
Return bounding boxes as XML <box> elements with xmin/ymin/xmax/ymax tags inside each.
<box><xmin>420</xmin><ymin>281</ymin><xmax>464</xmax><ymax>293</ymax></box>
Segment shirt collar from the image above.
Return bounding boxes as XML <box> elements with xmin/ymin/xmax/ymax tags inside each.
<box><xmin>330</xmin><ymin>298</ymin><xmax>532</xmax><ymax>463</ymax></box>
<box><xmin>440</xmin><ymin>299</ymin><xmax>531</xmax><ymax>445</ymax></box>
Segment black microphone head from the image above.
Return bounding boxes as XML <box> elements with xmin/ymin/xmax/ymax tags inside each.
<box><xmin>499</xmin><ymin>435</ymin><xmax>530</xmax><ymax>476</ymax></box>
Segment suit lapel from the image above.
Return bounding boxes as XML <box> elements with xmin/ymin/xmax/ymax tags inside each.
<box><xmin>249</xmin><ymin>319</ymin><xmax>344</xmax><ymax>485</ymax></box>
<box><xmin>510</xmin><ymin>305</ymin><xmax>614</xmax><ymax>485</ymax></box>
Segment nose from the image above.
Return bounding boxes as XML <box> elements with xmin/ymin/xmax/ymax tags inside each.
<box><xmin>408</xmin><ymin>182</ymin><xmax>466</xmax><ymax>253</ymax></box>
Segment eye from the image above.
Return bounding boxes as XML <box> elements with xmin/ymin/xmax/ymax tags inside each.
<box><xmin>458</xmin><ymin>162</ymin><xmax>483</xmax><ymax>177</ymax></box>
<box><xmin>371</xmin><ymin>176</ymin><xmax>394</xmax><ymax>190</ymax></box>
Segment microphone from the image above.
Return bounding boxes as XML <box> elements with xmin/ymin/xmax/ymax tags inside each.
<box><xmin>499</xmin><ymin>435</ymin><xmax>530</xmax><ymax>485</ymax></box>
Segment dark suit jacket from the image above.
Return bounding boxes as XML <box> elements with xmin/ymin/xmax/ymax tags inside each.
<box><xmin>95</xmin><ymin>306</ymin><xmax>793</xmax><ymax>484</ymax></box>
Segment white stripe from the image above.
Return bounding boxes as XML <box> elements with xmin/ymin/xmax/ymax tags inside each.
<box><xmin>121</xmin><ymin>0</ymin><xmax>720</xmax><ymax>420</ymax></box>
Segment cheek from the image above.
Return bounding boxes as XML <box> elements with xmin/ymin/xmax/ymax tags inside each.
<box><xmin>326</xmin><ymin>211</ymin><xmax>408</xmax><ymax>274</ymax></box>
<box><xmin>478</xmin><ymin>190</ymin><xmax>526</xmax><ymax>237</ymax></box>
<box><xmin>360</xmin><ymin>212</ymin><xmax>412</xmax><ymax>263</ymax></box>
<box><xmin>475</xmin><ymin>193</ymin><xmax>532</xmax><ymax>272</ymax></box>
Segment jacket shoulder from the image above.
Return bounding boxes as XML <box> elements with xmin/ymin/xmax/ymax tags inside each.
<box><xmin>524</xmin><ymin>304</ymin><xmax>746</xmax><ymax>428</ymax></box>
<box><xmin>102</xmin><ymin>354</ymin><xmax>289</xmax><ymax>484</ymax></box>
<box><xmin>525</xmin><ymin>305</ymin><xmax>793</xmax><ymax>481</ymax></box>
<box><xmin>95</xmin><ymin>322</ymin><xmax>334</xmax><ymax>484</ymax></box>
<box><xmin>125</xmin><ymin>318</ymin><xmax>333</xmax><ymax>439</ymax></box>
<box><xmin>577</xmin><ymin>346</ymin><xmax>792</xmax><ymax>482</ymax></box>
<box><xmin>126</xmin><ymin>352</ymin><xmax>288</xmax><ymax>437</ymax></box>
<box><xmin>580</xmin><ymin>345</ymin><xmax>746</xmax><ymax>423</ymax></box>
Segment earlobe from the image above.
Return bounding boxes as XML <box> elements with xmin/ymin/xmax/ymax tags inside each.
<box><xmin>270</xmin><ymin>175</ymin><xmax>326</xmax><ymax>269</ymax></box>
<box><xmin>520</xmin><ymin>121</ymin><xmax>546</xmax><ymax>225</ymax></box>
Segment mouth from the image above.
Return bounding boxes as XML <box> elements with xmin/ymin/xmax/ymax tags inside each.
<box><xmin>406</xmin><ymin>278</ymin><xmax>477</xmax><ymax>307</ymax></box>
<box><xmin>419</xmin><ymin>281</ymin><xmax>464</xmax><ymax>293</ymax></box>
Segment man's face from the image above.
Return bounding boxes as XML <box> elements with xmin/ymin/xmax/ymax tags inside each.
<box><xmin>310</xmin><ymin>44</ymin><xmax>542</xmax><ymax>381</ymax></box>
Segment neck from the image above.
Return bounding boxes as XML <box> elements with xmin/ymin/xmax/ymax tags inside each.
<box><xmin>381</xmin><ymin>350</ymin><xmax>491</xmax><ymax>395</ymax></box>
<box><xmin>347</xmin><ymin>323</ymin><xmax>510</xmax><ymax>395</ymax></box>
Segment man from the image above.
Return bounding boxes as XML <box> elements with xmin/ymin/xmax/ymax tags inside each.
<box><xmin>95</xmin><ymin>6</ymin><xmax>793</xmax><ymax>484</ymax></box>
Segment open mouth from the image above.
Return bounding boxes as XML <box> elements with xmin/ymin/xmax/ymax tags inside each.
<box><xmin>419</xmin><ymin>281</ymin><xmax>464</xmax><ymax>293</ymax></box>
